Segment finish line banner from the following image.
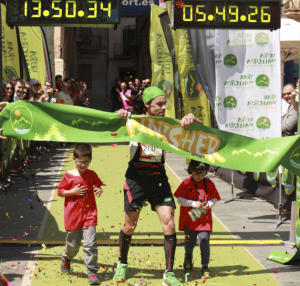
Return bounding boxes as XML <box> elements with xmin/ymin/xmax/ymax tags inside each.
<box><xmin>215</xmin><ymin>30</ymin><xmax>281</xmax><ymax>138</ymax></box>
<box><xmin>1</xmin><ymin>102</ymin><xmax>300</xmax><ymax>175</ymax></box>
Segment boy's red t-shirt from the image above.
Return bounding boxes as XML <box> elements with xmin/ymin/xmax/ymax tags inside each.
<box><xmin>57</xmin><ymin>169</ymin><xmax>104</xmax><ymax>231</ymax></box>
<box><xmin>174</xmin><ymin>177</ymin><xmax>221</xmax><ymax>232</ymax></box>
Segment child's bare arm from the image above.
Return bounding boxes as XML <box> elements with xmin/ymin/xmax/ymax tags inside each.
<box><xmin>58</xmin><ymin>184</ymin><xmax>87</xmax><ymax>197</ymax></box>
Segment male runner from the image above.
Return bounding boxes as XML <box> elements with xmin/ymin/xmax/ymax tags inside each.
<box><xmin>114</xmin><ymin>87</ymin><xmax>203</xmax><ymax>286</ymax></box>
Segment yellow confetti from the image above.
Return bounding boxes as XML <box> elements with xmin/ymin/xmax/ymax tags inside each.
<box><xmin>6</xmin><ymin>212</ymin><xmax>10</xmax><ymax>219</ymax></box>
<box><xmin>41</xmin><ymin>244</ymin><xmax>47</xmax><ymax>251</ymax></box>
<box><xmin>43</xmin><ymin>203</ymin><xmax>47</xmax><ymax>207</ymax></box>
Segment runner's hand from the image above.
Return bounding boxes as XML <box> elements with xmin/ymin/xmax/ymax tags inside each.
<box><xmin>181</xmin><ymin>114</ymin><xmax>194</xmax><ymax>128</ymax></box>
<box><xmin>195</xmin><ymin>201</ymin><xmax>203</xmax><ymax>209</ymax></box>
<box><xmin>118</xmin><ymin>109</ymin><xmax>131</xmax><ymax>119</ymax></box>
<box><xmin>93</xmin><ymin>186</ymin><xmax>103</xmax><ymax>197</ymax></box>
<box><xmin>71</xmin><ymin>184</ymin><xmax>87</xmax><ymax>196</ymax></box>
<box><xmin>0</xmin><ymin>128</ymin><xmax>7</xmax><ymax>139</ymax></box>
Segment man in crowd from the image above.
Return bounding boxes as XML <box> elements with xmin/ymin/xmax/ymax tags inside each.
<box><xmin>113</xmin><ymin>86</ymin><xmax>202</xmax><ymax>286</ymax></box>
<box><xmin>13</xmin><ymin>79</ymin><xmax>25</xmax><ymax>101</ymax></box>
<box><xmin>30</xmin><ymin>79</ymin><xmax>41</xmax><ymax>98</ymax></box>
<box><xmin>58</xmin><ymin>81</ymin><xmax>75</xmax><ymax>105</ymax></box>
<box><xmin>56</xmin><ymin>75</ymin><xmax>62</xmax><ymax>92</ymax></box>
<box><xmin>43</xmin><ymin>80</ymin><xmax>58</xmax><ymax>103</ymax></box>
<box><xmin>128</xmin><ymin>80</ymin><xmax>134</xmax><ymax>91</ymax></box>
<box><xmin>142</xmin><ymin>79</ymin><xmax>146</xmax><ymax>88</ymax></box>
<box><xmin>282</xmin><ymin>83</ymin><xmax>297</xmax><ymax>136</ymax></box>
<box><xmin>145</xmin><ymin>78</ymin><xmax>151</xmax><ymax>88</ymax></box>
<box><xmin>134</xmin><ymin>78</ymin><xmax>142</xmax><ymax>89</ymax></box>
<box><xmin>110</xmin><ymin>78</ymin><xmax>122</xmax><ymax>112</ymax></box>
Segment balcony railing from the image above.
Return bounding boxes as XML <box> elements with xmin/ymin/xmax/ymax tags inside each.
<box><xmin>282</xmin><ymin>0</ymin><xmax>300</xmax><ymax>21</ymax></box>
<box><xmin>77</xmin><ymin>35</ymin><xmax>102</xmax><ymax>48</ymax></box>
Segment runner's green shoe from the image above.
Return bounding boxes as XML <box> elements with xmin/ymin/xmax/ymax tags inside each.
<box><xmin>162</xmin><ymin>272</ymin><xmax>183</xmax><ymax>286</ymax></box>
<box><xmin>113</xmin><ymin>263</ymin><xmax>128</xmax><ymax>282</ymax></box>
<box><xmin>201</xmin><ymin>268</ymin><xmax>212</xmax><ymax>278</ymax></box>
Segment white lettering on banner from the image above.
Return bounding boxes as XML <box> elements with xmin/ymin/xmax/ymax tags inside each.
<box><xmin>122</xmin><ymin>0</ymin><xmax>154</xmax><ymax>6</ymax></box>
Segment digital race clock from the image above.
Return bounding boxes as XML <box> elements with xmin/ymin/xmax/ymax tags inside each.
<box><xmin>6</xmin><ymin>0</ymin><xmax>120</xmax><ymax>27</ymax></box>
<box><xmin>171</xmin><ymin>0</ymin><xmax>281</xmax><ymax>30</ymax></box>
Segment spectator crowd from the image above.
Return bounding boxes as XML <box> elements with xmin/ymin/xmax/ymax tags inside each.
<box><xmin>2</xmin><ymin>76</ymin><xmax>89</xmax><ymax>106</ymax></box>
<box><xmin>109</xmin><ymin>77</ymin><xmax>151</xmax><ymax>115</ymax></box>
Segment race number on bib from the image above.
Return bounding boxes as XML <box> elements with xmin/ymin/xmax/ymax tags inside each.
<box><xmin>140</xmin><ymin>144</ymin><xmax>163</xmax><ymax>162</ymax></box>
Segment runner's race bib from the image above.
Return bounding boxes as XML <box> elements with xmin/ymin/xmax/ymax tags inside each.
<box><xmin>140</xmin><ymin>144</ymin><xmax>163</xmax><ymax>162</ymax></box>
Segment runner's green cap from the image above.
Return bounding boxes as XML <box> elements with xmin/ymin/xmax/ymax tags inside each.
<box><xmin>142</xmin><ymin>87</ymin><xmax>166</xmax><ymax>104</ymax></box>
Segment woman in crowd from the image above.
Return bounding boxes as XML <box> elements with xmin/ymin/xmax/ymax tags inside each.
<box><xmin>81</xmin><ymin>82</ymin><xmax>89</xmax><ymax>106</ymax></box>
<box><xmin>2</xmin><ymin>81</ymin><xmax>14</xmax><ymax>103</ymax></box>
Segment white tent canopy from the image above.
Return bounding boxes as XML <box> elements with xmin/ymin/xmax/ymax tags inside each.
<box><xmin>280</xmin><ymin>18</ymin><xmax>300</xmax><ymax>63</ymax></box>
<box><xmin>280</xmin><ymin>18</ymin><xmax>300</xmax><ymax>86</ymax></box>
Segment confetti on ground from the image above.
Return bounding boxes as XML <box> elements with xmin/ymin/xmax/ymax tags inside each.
<box><xmin>112</xmin><ymin>144</ymin><xmax>118</xmax><ymax>147</ymax></box>
<box><xmin>26</xmin><ymin>145</ymin><xmax>282</xmax><ymax>286</ymax></box>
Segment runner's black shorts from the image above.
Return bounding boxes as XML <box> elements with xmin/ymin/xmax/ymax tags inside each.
<box><xmin>123</xmin><ymin>168</ymin><xmax>176</xmax><ymax>212</ymax></box>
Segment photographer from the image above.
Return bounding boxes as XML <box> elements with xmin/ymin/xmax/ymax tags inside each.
<box><xmin>43</xmin><ymin>81</ymin><xmax>58</xmax><ymax>103</ymax></box>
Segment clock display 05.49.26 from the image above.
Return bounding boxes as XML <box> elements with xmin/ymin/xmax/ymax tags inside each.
<box><xmin>173</xmin><ymin>1</ymin><xmax>280</xmax><ymax>29</ymax></box>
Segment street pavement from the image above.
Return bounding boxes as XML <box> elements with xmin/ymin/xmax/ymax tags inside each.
<box><xmin>0</xmin><ymin>101</ymin><xmax>300</xmax><ymax>286</ymax></box>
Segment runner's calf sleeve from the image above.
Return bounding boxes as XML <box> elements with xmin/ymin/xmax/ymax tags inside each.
<box><xmin>119</xmin><ymin>230</ymin><xmax>132</xmax><ymax>264</ymax></box>
<box><xmin>164</xmin><ymin>233</ymin><xmax>177</xmax><ymax>273</ymax></box>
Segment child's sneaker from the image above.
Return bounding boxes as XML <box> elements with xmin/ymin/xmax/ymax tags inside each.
<box><xmin>88</xmin><ymin>272</ymin><xmax>100</xmax><ymax>285</ymax></box>
<box><xmin>162</xmin><ymin>272</ymin><xmax>183</xmax><ymax>286</ymax></box>
<box><xmin>201</xmin><ymin>268</ymin><xmax>212</xmax><ymax>279</ymax></box>
<box><xmin>60</xmin><ymin>256</ymin><xmax>70</xmax><ymax>273</ymax></box>
<box><xmin>183</xmin><ymin>256</ymin><xmax>193</xmax><ymax>271</ymax></box>
<box><xmin>113</xmin><ymin>263</ymin><xmax>128</xmax><ymax>282</ymax></box>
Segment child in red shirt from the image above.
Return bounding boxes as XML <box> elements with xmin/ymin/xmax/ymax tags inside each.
<box><xmin>174</xmin><ymin>160</ymin><xmax>220</xmax><ymax>279</ymax></box>
<box><xmin>58</xmin><ymin>143</ymin><xmax>104</xmax><ymax>285</ymax></box>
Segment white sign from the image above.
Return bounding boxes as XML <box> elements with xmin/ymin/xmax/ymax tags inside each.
<box><xmin>215</xmin><ymin>30</ymin><xmax>281</xmax><ymax>139</ymax></box>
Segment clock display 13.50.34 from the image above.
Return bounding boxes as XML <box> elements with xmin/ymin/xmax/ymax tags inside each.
<box><xmin>6</xmin><ymin>0</ymin><xmax>120</xmax><ymax>26</ymax></box>
<box><xmin>172</xmin><ymin>0</ymin><xmax>281</xmax><ymax>29</ymax></box>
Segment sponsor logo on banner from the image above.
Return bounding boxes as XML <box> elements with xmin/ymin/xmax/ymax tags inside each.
<box><xmin>184</xmin><ymin>69</ymin><xmax>205</xmax><ymax>100</ymax></box>
<box><xmin>256</xmin><ymin>74</ymin><xmax>270</xmax><ymax>89</ymax></box>
<box><xmin>247</xmin><ymin>94</ymin><xmax>277</xmax><ymax>109</ymax></box>
<box><xmin>3</xmin><ymin>66</ymin><xmax>18</xmax><ymax>80</ymax></box>
<box><xmin>223</xmin><ymin>96</ymin><xmax>237</xmax><ymax>110</ymax></box>
<box><xmin>256</xmin><ymin>116</ymin><xmax>271</xmax><ymax>131</ymax></box>
<box><xmin>290</xmin><ymin>147</ymin><xmax>300</xmax><ymax>169</ymax></box>
<box><xmin>215</xmin><ymin>53</ymin><xmax>223</xmax><ymax>68</ymax></box>
<box><xmin>255</xmin><ymin>32</ymin><xmax>269</xmax><ymax>47</ymax></box>
<box><xmin>224</xmin><ymin>74</ymin><xmax>254</xmax><ymax>89</ymax></box>
<box><xmin>247</xmin><ymin>53</ymin><xmax>276</xmax><ymax>66</ymax></box>
<box><xmin>156</xmin><ymin>80</ymin><xmax>172</xmax><ymax>98</ymax></box>
<box><xmin>215</xmin><ymin>96</ymin><xmax>222</xmax><ymax>110</ymax></box>
<box><xmin>223</xmin><ymin>54</ymin><xmax>237</xmax><ymax>68</ymax></box>
<box><xmin>10</xmin><ymin>106</ymin><xmax>33</xmax><ymax>134</ymax></box>
<box><xmin>225</xmin><ymin>117</ymin><xmax>254</xmax><ymax>131</ymax></box>
<box><xmin>226</xmin><ymin>32</ymin><xmax>253</xmax><ymax>48</ymax></box>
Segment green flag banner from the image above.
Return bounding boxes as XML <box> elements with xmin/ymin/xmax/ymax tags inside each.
<box><xmin>1</xmin><ymin>3</ymin><xmax>21</xmax><ymax>81</ymax></box>
<box><xmin>1</xmin><ymin>101</ymin><xmax>300</xmax><ymax>176</ymax></box>
<box><xmin>150</xmin><ymin>5</ymin><xmax>175</xmax><ymax>119</ymax></box>
<box><xmin>166</xmin><ymin>2</ymin><xmax>211</xmax><ymax>127</ymax></box>
<box><xmin>19</xmin><ymin>27</ymin><xmax>46</xmax><ymax>85</ymax></box>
